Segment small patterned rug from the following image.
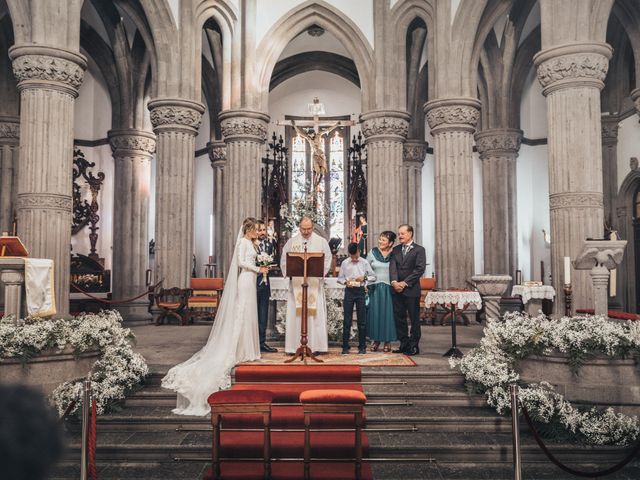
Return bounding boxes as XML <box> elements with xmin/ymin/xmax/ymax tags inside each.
<box><xmin>242</xmin><ymin>347</ymin><xmax>416</xmax><ymax>367</ymax></box>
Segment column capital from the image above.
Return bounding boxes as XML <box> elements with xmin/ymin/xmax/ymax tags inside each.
<box><xmin>474</xmin><ymin>128</ymin><xmax>522</xmax><ymax>157</ymax></box>
<box><xmin>219</xmin><ymin>109</ymin><xmax>270</xmax><ymax>142</ymax></box>
<box><xmin>360</xmin><ymin>110</ymin><xmax>410</xmax><ymax>141</ymax></box>
<box><xmin>108</xmin><ymin>129</ymin><xmax>156</xmax><ymax>156</ymax></box>
<box><xmin>549</xmin><ymin>192</ymin><xmax>603</xmax><ymax>211</ymax></box>
<box><xmin>600</xmin><ymin>115</ymin><xmax>619</xmax><ymax>146</ymax></box>
<box><xmin>148</xmin><ymin>98</ymin><xmax>204</xmax><ymax>135</ymax></box>
<box><xmin>9</xmin><ymin>44</ymin><xmax>87</xmax><ymax>97</ymax></box>
<box><xmin>0</xmin><ymin>269</ymin><xmax>24</xmax><ymax>285</ymax></box>
<box><xmin>16</xmin><ymin>193</ymin><xmax>72</xmax><ymax>212</ymax></box>
<box><xmin>403</xmin><ymin>140</ymin><xmax>427</xmax><ymax>164</ymax></box>
<box><xmin>631</xmin><ymin>88</ymin><xmax>640</xmax><ymax>117</ymax></box>
<box><xmin>534</xmin><ymin>42</ymin><xmax>612</xmax><ymax>95</ymax></box>
<box><xmin>424</xmin><ymin>97</ymin><xmax>481</xmax><ymax>133</ymax></box>
<box><xmin>0</xmin><ymin>115</ymin><xmax>20</xmax><ymax>145</ymax></box>
<box><xmin>207</xmin><ymin>140</ymin><xmax>227</xmax><ymax>168</ymax></box>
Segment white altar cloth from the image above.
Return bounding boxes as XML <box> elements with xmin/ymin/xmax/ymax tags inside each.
<box><xmin>511</xmin><ymin>285</ymin><xmax>556</xmax><ymax>304</ymax></box>
<box><xmin>424</xmin><ymin>290</ymin><xmax>482</xmax><ymax>310</ymax></box>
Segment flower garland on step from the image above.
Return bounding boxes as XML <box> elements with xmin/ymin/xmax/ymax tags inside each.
<box><xmin>450</xmin><ymin>312</ymin><xmax>640</xmax><ymax>446</ymax></box>
<box><xmin>0</xmin><ymin>310</ymin><xmax>148</xmax><ymax>416</ymax></box>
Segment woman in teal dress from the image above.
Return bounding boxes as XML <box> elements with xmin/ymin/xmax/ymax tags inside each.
<box><xmin>366</xmin><ymin>231</ymin><xmax>397</xmax><ymax>352</ymax></box>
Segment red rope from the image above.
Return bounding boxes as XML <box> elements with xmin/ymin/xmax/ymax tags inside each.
<box><xmin>88</xmin><ymin>398</ymin><xmax>98</xmax><ymax>480</ymax></box>
<box><xmin>58</xmin><ymin>399</ymin><xmax>77</xmax><ymax>424</ymax></box>
<box><xmin>71</xmin><ymin>280</ymin><xmax>163</xmax><ymax>305</ymax></box>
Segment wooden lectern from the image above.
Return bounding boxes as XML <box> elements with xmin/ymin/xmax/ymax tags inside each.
<box><xmin>0</xmin><ymin>236</ymin><xmax>28</xmax><ymax>257</ymax></box>
<box><xmin>285</xmin><ymin>247</ymin><xmax>325</xmax><ymax>364</ymax></box>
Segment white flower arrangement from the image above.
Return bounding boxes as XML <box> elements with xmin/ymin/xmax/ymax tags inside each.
<box><xmin>450</xmin><ymin>312</ymin><xmax>640</xmax><ymax>446</ymax></box>
<box><xmin>256</xmin><ymin>251</ymin><xmax>274</xmax><ymax>286</ymax></box>
<box><xmin>0</xmin><ymin>310</ymin><xmax>148</xmax><ymax>416</ymax></box>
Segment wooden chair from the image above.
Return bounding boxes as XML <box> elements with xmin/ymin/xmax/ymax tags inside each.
<box><xmin>208</xmin><ymin>389</ymin><xmax>273</xmax><ymax>480</ymax></box>
<box><xmin>300</xmin><ymin>389</ymin><xmax>366</xmax><ymax>480</ymax></box>
<box><xmin>419</xmin><ymin>277</ymin><xmax>437</xmax><ymax>325</ymax></box>
<box><xmin>154</xmin><ymin>287</ymin><xmax>189</xmax><ymax>325</ymax></box>
<box><xmin>185</xmin><ymin>277</ymin><xmax>224</xmax><ymax>323</ymax></box>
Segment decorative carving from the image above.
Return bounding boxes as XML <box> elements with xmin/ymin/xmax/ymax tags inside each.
<box><xmin>549</xmin><ymin>192</ymin><xmax>603</xmax><ymax>211</ymax></box>
<box><xmin>631</xmin><ymin>157</ymin><xmax>638</xmax><ymax>171</ymax></box>
<box><xmin>16</xmin><ymin>193</ymin><xmax>72</xmax><ymax>211</ymax></box>
<box><xmin>72</xmin><ymin>148</ymin><xmax>105</xmax><ymax>261</ymax></box>
<box><xmin>0</xmin><ymin>121</ymin><xmax>20</xmax><ymax>140</ymax></box>
<box><xmin>12</xmin><ymin>54</ymin><xmax>85</xmax><ymax>90</ymax></box>
<box><xmin>425</xmin><ymin>104</ymin><xmax>479</xmax><ymax>130</ymax></box>
<box><xmin>601</xmin><ymin>119</ymin><xmax>619</xmax><ymax>144</ymax></box>
<box><xmin>475</xmin><ymin>130</ymin><xmax>522</xmax><ymax>155</ymax></box>
<box><xmin>261</xmin><ymin>132</ymin><xmax>289</xmax><ymax>238</ymax></box>
<box><xmin>149</xmin><ymin>106</ymin><xmax>203</xmax><ymax>131</ymax></box>
<box><xmin>220</xmin><ymin>117</ymin><xmax>268</xmax><ymax>141</ymax></box>
<box><xmin>536</xmin><ymin>53</ymin><xmax>609</xmax><ymax>89</ymax></box>
<box><xmin>403</xmin><ymin>141</ymin><xmax>427</xmax><ymax>163</ymax></box>
<box><xmin>109</xmin><ymin>133</ymin><xmax>156</xmax><ymax>155</ymax></box>
<box><xmin>361</xmin><ymin>115</ymin><xmax>409</xmax><ymax>139</ymax></box>
<box><xmin>347</xmin><ymin>131</ymin><xmax>367</xmax><ymax>220</ymax></box>
<box><xmin>207</xmin><ymin>141</ymin><xmax>227</xmax><ymax>166</ymax></box>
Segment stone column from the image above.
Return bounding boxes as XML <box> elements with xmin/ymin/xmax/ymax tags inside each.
<box><xmin>0</xmin><ymin>116</ymin><xmax>19</xmax><ymax>233</ymax></box>
<box><xmin>534</xmin><ymin>43</ymin><xmax>612</xmax><ymax>311</ymax></box>
<box><xmin>360</xmin><ymin>110</ymin><xmax>410</xmax><ymax>241</ymax></box>
<box><xmin>208</xmin><ymin>140</ymin><xmax>227</xmax><ymax>278</ymax></box>
<box><xmin>1</xmin><ymin>268</ymin><xmax>24</xmax><ymax>322</ymax></box>
<box><xmin>108</xmin><ymin>129</ymin><xmax>156</xmax><ymax>318</ymax></box>
<box><xmin>148</xmin><ymin>98</ymin><xmax>204</xmax><ymax>289</ymax></box>
<box><xmin>601</xmin><ymin>115</ymin><xmax>619</xmax><ymax>229</ymax></box>
<box><xmin>219</xmin><ymin>110</ymin><xmax>269</xmax><ymax>276</ymax></box>
<box><xmin>424</xmin><ymin>98</ymin><xmax>481</xmax><ymax>289</ymax></box>
<box><xmin>9</xmin><ymin>45</ymin><xmax>87</xmax><ymax>315</ymax></box>
<box><xmin>474</xmin><ymin>128</ymin><xmax>522</xmax><ymax>275</ymax></box>
<box><xmin>402</xmin><ymin>140</ymin><xmax>427</xmax><ymax>243</ymax></box>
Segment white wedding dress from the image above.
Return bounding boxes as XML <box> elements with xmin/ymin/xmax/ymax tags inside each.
<box><xmin>161</xmin><ymin>231</ymin><xmax>261</xmax><ymax>416</ymax></box>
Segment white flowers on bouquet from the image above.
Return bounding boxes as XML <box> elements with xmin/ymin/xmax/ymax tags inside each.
<box><xmin>256</xmin><ymin>252</ymin><xmax>274</xmax><ymax>285</ymax></box>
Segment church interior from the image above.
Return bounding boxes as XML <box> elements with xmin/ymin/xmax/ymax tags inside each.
<box><xmin>2</xmin><ymin>0</ymin><xmax>640</xmax><ymax>479</ymax></box>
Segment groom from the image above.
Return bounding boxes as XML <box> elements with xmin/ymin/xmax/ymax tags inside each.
<box><xmin>390</xmin><ymin>224</ymin><xmax>426</xmax><ymax>356</ymax></box>
<box><xmin>256</xmin><ymin>220</ymin><xmax>277</xmax><ymax>353</ymax></box>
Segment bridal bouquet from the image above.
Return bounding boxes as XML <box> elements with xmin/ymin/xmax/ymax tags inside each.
<box><xmin>256</xmin><ymin>252</ymin><xmax>274</xmax><ymax>285</ymax></box>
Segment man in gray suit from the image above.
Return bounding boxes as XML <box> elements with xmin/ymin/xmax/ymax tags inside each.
<box><xmin>389</xmin><ymin>224</ymin><xmax>426</xmax><ymax>356</ymax></box>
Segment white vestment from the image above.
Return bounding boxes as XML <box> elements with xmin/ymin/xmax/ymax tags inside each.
<box><xmin>280</xmin><ymin>232</ymin><xmax>332</xmax><ymax>353</ymax></box>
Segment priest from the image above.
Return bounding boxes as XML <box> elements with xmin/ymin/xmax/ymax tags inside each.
<box><xmin>280</xmin><ymin>216</ymin><xmax>333</xmax><ymax>354</ymax></box>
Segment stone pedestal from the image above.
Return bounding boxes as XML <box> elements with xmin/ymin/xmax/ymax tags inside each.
<box><xmin>208</xmin><ymin>140</ymin><xmax>226</xmax><ymax>278</ymax></box>
<box><xmin>574</xmin><ymin>239</ymin><xmax>627</xmax><ymax>317</ymax></box>
<box><xmin>108</xmin><ymin>129</ymin><xmax>156</xmax><ymax>318</ymax></box>
<box><xmin>360</xmin><ymin>110</ymin><xmax>410</xmax><ymax>242</ymax></box>
<box><xmin>149</xmin><ymin>98</ymin><xmax>204</xmax><ymax>289</ymax></box>
<box><xmin>0</xmin><ymin>264</ymin><xmax>24</xmax><ymax>322</ymax></box>
<box><xmin>474</xmin><ymin>129</ymin><xmax>522</xmax><ymax>275</ymax></box>
<box><xmin>534</xmin><ymin>43</ymin><xmax>612</xmax><ymax>312</ymax></box>
<box><xmin>219</xmin><ymin>110</ymin><xmax>269</xmax><ymax>276</ymax></box>
<box><xmin>471</xmin><ymin>274</ymin><xmax>512</xmax><ymax>322</ymax></box>
<box><xmin>9</xmin><ymin>45</ymin><xmax>87</xmax><ymax>315</ymax></box>
<box><xmin>425</xmin><ymin>98</ymin><xmax>480</xmax><ymax>289</ymax></box>
<box><xmin>0</xmin><ymin>116</ymin><xmax>19</xmax><ymax>233</ymax></box>
<box><xmin>402</xmin><ymin>140</ymin><xmax>427</xmax><ymax>243</ymax></box>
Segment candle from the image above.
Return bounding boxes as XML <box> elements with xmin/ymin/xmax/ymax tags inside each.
<box><xmin>563</xmin><ymin>257</ymin><xmax>571</xmax><ymax>285</ymax></box>
<box><xmin>208</xmin><ymin>255</ymin><xmax>214</xmax><ymax>265</ymax></box>
<box><xmin>145</xmin><ymin>269</ymin><xmax>152</xmax><ymax>287</ymax></box>
<box><xmin>515</xmin><ymin>269</ymin><xmax>522</xmax><ymax>285</ymax></box>
<box><xmin>609</xmin><ymin>268</ymin><xmax>616</xmax><ymax>297</ymax></box>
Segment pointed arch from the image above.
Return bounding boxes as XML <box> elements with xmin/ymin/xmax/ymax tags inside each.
<box><xmin>255</xmin><ymin>0</ymin><xmax>374</xmax><ymax>112</ymax></box>
<box><xmin>616</xmin><ymin>168</ymin><xmax>640</xmax><ymax>313</ymax></box>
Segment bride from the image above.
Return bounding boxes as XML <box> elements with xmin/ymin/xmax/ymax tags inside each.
<box><xmin>161</xmin><ymin>217</ymin><xmax>269</xmax><ymax>415</ymax></box>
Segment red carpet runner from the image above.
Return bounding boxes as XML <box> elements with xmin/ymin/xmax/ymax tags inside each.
<box><xmin>204</xmin><ymin>365</ymin><xmax>372</xmax><ymax>479</ymax></box>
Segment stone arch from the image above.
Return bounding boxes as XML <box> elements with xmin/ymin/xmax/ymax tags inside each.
<box><xmin>616</xmin><ymin>168</ymin><xmax>640</xmax><ymax>312</ymax></box>
<box><xmin>4</xmin><ymin>0</ymin><xmax>31</xmax><ymax>45</ymax></box>
<box><xmin>390</xmin><ymin>0</ymin><xmax>435</xmax><ymax>133</ymax></box>
<box><xmin>255</xmin><ymin>1</ymin><xmax>374</xmax><ymax>112</ymax></box>
<box><xmin>612</xmin><ymin>0</ymin><xmax>640</xmax><ymax>90</ymax></box>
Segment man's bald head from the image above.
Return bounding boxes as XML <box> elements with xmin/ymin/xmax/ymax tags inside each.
<box><xmin>299</xmin><ymin>217</ymin><xmax>313</xmax><ymax>239</ymax></box>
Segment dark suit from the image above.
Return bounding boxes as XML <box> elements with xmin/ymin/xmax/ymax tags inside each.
<box><xmin>389</xmin><ymin>242</ymin><xmax>427</xmax><ymax>352</ymax></box>
<box><xmin>256</xmin><ymin>238</ymin><xmax>276</xmax><ymax>346</ymax></box>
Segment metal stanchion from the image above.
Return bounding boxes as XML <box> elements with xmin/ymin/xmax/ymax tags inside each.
<box><xmin>510</xmin><ymin>384</ymin><xmax>522</xmax><ymax>480</ymax></box>
<box><xmin>80</xmin><ymin>376</ymin><xmax>92</xmax><ymax>480</ymax></box>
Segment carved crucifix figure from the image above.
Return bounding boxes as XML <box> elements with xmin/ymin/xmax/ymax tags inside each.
<box><xmin>291</xmin><ymin>119</ymin><xmax>340</xmax><ymax>188</ymax></box>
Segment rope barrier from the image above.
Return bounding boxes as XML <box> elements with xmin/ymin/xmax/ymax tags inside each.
<box><xmin>520</xmin><ymin>401</ymin><xmax>640</xmax><ymax>477</ymax></box>
<box><xmin>58</xmin><ymin>399</ymin><xmax>78</xmax><ymax>424</ymax></box>
<box><xmin>71</xmin><ymin>280</ymin><xmax>163</xmax><ymax>305</ymax></box>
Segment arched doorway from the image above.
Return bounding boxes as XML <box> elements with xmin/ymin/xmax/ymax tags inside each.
<box><xmin>634</xmin><ymin>187</ymin><xmax>640</xmax><ymax>312</ymax></box>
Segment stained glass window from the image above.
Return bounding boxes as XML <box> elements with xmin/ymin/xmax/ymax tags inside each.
<box><xmin>290</xmin><ymin>128</ymin><xmax>346</xmax><ymax>240</ymax></box>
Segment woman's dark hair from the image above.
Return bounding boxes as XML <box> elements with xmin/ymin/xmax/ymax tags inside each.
<box><xmin>347</xmin><ymin>242</ymin><xmax>359</xmax><ymax>255</ymax></box>
<box><xmin>380</xmin><ymin>231</ymin><xmax>396</xmax><ymax>244</ymax></box>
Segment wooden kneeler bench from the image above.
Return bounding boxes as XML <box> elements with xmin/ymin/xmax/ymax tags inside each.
<box><xmin>208</xmin><ymin>389</ymin><xmax>273</xmax><ymax>480</ymax></box>
<box><xmin>299</xmin><ymin>389</ymin><xmax>367</xmax><ymax>480</ymax></box>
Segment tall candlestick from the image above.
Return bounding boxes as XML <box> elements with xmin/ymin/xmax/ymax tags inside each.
<box><xmin>515</xmin><ymin>270</ymin><xmax>522</xmax><ymax>285</ymax></box>
<box><xmin>563</xmin><ymin>257</ymin><xmax>571</xmax><ymax>285</ymax></box>
<box><xmin>609</xmin><ymin>268</ymin><xmax>616</xmax><ymax>297</ymax></box>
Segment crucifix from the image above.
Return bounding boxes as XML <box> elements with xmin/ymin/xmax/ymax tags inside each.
<box><xmin>277</xmin><ymin>97</ymin><xmax>356</xmax><ymax>189</ymax></box>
